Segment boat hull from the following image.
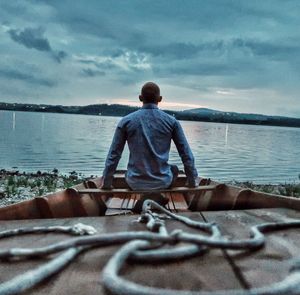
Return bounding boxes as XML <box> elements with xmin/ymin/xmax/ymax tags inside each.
<box><xmin>0</xmin><ymin>172</ymin><xmax>299</xmax><ymax>220</ymax></box>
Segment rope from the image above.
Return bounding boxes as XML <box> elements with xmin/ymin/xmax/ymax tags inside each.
<box><xmin>0</xmin><ymin>200</ymin><xmax>299</xmax><ymax>294</ymax></box>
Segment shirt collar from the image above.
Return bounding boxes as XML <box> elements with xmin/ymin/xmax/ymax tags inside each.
<box><xmin>142</xmin><ymin>103</ymin><xmax>158</xmax><ymax>109</ymax></box>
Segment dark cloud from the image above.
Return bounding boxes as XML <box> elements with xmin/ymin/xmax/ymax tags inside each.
<box><xmin>52</xmin><ymin>50</ymin><xmax>68</xmax><ymax>63</ymax></box>
<box><xmin>7</xmin><ymin>26</ymin><xmax>67</xmax><ymax>63</ymax></box>
<box><xmin>155</xmin><ymin>62</ymin><xmax>238</xmax><ymax>77</ymax></box>
<box><xmin>8</xmin><ymin>27</ymin><xmax>51</xmax><ymax>51</ymax></box>
<box><xmin>0</xmin><ymin>0</ymin><xmax>299</xmax><ymax>116</ymax></box>
<box><xmin>232</xmin><ymin>38</ymin><xmax>300</xmax><ymax>61</ymax></box>
<box><xmin>0</xmin><ymin>67</ymin><xmax>56</xmax><ymax>87</ymax></box>
<box><xmin>140</xmin><ymin>41</ymin><xmax>225</xmax><ymax>60</ymax></box>
<box><xmin>77</xmin><ymin>59</ymin><xmax>117</xmax><ymax>70</ymax></box>
<box><xmin>80</xmin><ymin>68</ymin><xmax>105</xmax><ymax>77</ymax></box>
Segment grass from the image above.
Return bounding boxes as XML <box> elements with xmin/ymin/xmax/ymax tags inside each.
<box><xmin>230</xmin><ymin>181</ymin><xmax>300</xmax><ymax>198</ymax></box>
<box><xmin>1</xmin><ymin>170</ymin><xmax>299</xmax><ymax>199</ymax></box>
<box><xmin>0</xmin><ymin>171</ymin><xmax>86</xmax><ymax>198</ymax></box>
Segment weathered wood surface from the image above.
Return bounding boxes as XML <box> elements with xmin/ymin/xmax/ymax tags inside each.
<box><xmin>0</xmin><ymin>209</ymin><xmax>299</xmax><ymax>294</ymax></box>
<box><xmin>0</xmin><ymin>213</ymin><xmax>242</xmax><ymax>294</ymax></box>
<box><xmin>202</xmin><ymin>208</ymin><xmax>300</xmax><ymax>290</ymax></box>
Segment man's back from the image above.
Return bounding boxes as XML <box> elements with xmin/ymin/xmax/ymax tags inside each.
<box><xmin>102</xmin><ymin>82</ymin><xmax>198</xmax><ymax>190</ymax></box>
<box><xmin>122</xmin><ymin>103</ymin><xmax>176</xmax><ymax>189</ymax></box>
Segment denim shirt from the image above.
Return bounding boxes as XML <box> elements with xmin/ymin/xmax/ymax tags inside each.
<box><xmin>102</xmin><ymin>103</ymin><xmax>198</xmax><ymax>190</ymax></box>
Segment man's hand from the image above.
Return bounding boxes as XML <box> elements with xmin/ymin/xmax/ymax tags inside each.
<box><xmin>186</xmin><ymin>176</ymin><xmax>200</xmax><ymax>188</ymax></box>
<box><xmin>195</xmin><ymin>176</ymin><xmax>201</xmax><ymax>186</ymax></box>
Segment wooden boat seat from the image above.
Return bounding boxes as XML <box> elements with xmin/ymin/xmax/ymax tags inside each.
<box><xmin>75</xmin><ymin>185</ymin><xmax>216</xmax><ymax>195</ymax></box>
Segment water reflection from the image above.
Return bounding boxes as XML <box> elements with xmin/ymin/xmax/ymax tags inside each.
<box><xmin>12</xmin><ymin>112</ymin><xmax>16</xmax><ymax>131</ymax></box>
<box><xmin>0</xmin><ymin>110</ymin><xmax>299</xmax><ymax>183</ymax></box>
<box><xmin>225</xmin><ymin>124</ymin><xmax>229</xmax><ymax>146</ymax></box>
<box><xmin>41</xmin><ymin>114</ymin><xmax>45</xmax><ymax>133</ymax></box>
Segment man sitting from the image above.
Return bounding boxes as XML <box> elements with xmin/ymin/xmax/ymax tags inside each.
<box><xmin>102</xmin><ymin>82</ymin><xmax>198</xmax><ymax>209</ymax></box>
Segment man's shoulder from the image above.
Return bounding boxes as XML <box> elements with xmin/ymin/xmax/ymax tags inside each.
<box><xmin>158</xmin><ymin>109</ymin><xmax>177</xmax><ymax>123</ymax></box>
<box><xmin>118</xmin><ymin>109</ymin><xmax>141</xmax><ymax>125</ymax></box>
<box><xmin>120</xmin><ymin>108</ymin><xmax>177</xmax><ymax>125</ymax></box>
<box><xmin>122</xmin><ymin>109</ymin><xmax>141</xmax><ymax>120</ymax></box>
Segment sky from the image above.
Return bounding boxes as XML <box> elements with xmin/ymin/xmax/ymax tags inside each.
<box><xmin>0</xmin><ymin>0</ymin><xmax>300</xmax><ymax>117</ymax></box>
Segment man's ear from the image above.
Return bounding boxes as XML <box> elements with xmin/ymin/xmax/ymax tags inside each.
<box><xmin>139</xmin><ymin>95</ymin><xmax>143</xmax><ymax>102</ymax></box>
<box><xmin>158</xmin><ymin>96</ymin><xmax>162</xmax><ymax>102</ymax></box>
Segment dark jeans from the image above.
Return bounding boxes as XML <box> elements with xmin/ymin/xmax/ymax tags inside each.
<box><xmin>131</xmin><ymin>165</ymin><xmax>179</xmax><ymax>212</ymax></box>
<box><xmin>124</xmin><ymin>165</ymin><xmax>179</xmax><ymax>190</ymax></box>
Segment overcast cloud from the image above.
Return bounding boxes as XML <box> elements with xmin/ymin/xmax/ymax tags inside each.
<box><xmin>0</xmin><ymin>0</ymin><xmax>299</xmax><ymax>117</ymax></box>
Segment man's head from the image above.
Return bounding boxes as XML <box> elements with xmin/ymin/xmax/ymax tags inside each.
<box><xmin>139</xmin><ymin>82</ymin><xmax>162</xmax><ymax>104</ymax></box>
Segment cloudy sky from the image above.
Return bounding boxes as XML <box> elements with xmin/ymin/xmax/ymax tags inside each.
<box><xmin>0</xmin><ymin>0</ymin><xmax>300</xmax><ymax>117</ymax></box>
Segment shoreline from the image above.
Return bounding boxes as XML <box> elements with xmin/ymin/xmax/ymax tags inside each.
<box><xmin>0</xmin><ymin>169</ymin><xmax>299</xmax><ymax>207</ymax></box>
<box><xmin>1</xmin><ymin>105</ymin><xmax>300</xmax><ymax>129</ymax></box>
<box><xmin>0</xmin><ymin>169</ymin><xmax>90</xmax><ymax>207</ymax></box>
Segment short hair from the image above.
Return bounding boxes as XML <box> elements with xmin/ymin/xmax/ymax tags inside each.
<box><xmin>141</xmin><ymin>82</ymin><xmax>160</xmax><ymax>103</ymax></box>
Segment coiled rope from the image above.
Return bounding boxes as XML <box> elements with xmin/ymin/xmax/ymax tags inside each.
<box><xmin>0</xmin><ymin>200</ymin><xmax>300</xmax><ymax>294</ymax></box>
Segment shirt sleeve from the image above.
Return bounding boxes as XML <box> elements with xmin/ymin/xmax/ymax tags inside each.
<box><xmin>172</xmin><ymin>120</ymin><xmax>198</xmax><ymax>187</ymax></box>
<box><xmin>102</xmin><ymin>121</ymin><xmax>126</xmax><ymax>188</ymax></box>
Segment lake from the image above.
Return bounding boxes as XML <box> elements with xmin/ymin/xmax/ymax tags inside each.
<box><xmin>0</xmin><ymin>110</ymin><xmax>299</xmax><ymax>183</ymax></box>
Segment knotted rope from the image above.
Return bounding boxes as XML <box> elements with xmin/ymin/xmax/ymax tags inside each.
<box><xmin>0</xmin><ymin>200</ymin><xmax>300</xmax><ymax>295</ymax></box>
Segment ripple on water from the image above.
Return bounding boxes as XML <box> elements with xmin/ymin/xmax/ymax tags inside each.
<box><xmin>0</xmin><ymin>111</ymin><xmax>299</xmax><ymax>182</ymax></box>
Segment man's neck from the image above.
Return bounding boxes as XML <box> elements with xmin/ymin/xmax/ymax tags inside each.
<box><xmin>142</xmin><ymin>103</ymin><xmax>159</xmax><ymax>109</ymax></box>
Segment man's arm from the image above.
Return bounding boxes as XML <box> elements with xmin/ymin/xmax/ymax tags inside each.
<box><xmin>172</xmin><ymin>120</ymin><xmax>198</xmax><ymax>187</ymax></box>
<box><xmin>102</xmin><ymin>121</ymin><xmax>126</xmax><ymax>189</ymax></box>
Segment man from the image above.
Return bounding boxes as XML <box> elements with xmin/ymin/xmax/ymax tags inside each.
<box><xmin>102</xmin><ymin>82</ymin><xmax>198</xmax><ymax>193</ymax></box>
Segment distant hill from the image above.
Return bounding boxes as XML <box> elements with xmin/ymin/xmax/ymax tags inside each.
<box><xmin>183</xmin><ymin>108</ymin><xmax>222</xmax><ymax>114</ymax></box>
<box><xmin>0</xmin><ymin>102</ymin><xmax>139</xmax><ymax>117</ymax></box>
<box><xmin>184</xmin><ymin>107</ymin><xmax>283</xmax><ymax>119</ymax></box>
<box><xmin>179</xmin><ymin>107</ymin><xmax>296</xmax><ymax>126</ymax></box>
<box><xmin>0</xmin><ymin>102</ymin><xmax>299</xmax><ymax>128</ymax></box>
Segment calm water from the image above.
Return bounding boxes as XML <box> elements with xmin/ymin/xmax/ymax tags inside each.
<box><xmin>0</xmin><ymin>110</ymin><xmax>299</xmax><ymax>183</ymax></box>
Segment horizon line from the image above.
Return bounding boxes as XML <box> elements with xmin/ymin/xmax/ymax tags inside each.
<box><xmin>1</xmin><ymin>100</ymin><xmax>300</xmax><ymax>119</ymax></box>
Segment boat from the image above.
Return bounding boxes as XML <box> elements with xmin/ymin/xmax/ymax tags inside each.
<box><xmin>0</xmin><ymin>171</ymin><xmax>300</xmax><ymax>294</ymax></box>
<box><xmin>1</xmin><ymin>171</ymin><xmax>299</xmax><ymax>219</ymax></box>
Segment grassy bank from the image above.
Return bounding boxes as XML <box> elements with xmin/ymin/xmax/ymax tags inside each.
<box><xmin>0</xmin><ymin>169</ymin><xmax>88</xmax><ymax>207</ymax></box>
<box><xmin>229</xmin><ymin>180</ymin><xmax>300</xmax><ymax>198</ymax></box>
<box><xmin>0</xmin><ymin>169</ymin><xmax>299</xmax><ymax>207</ymax></box>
